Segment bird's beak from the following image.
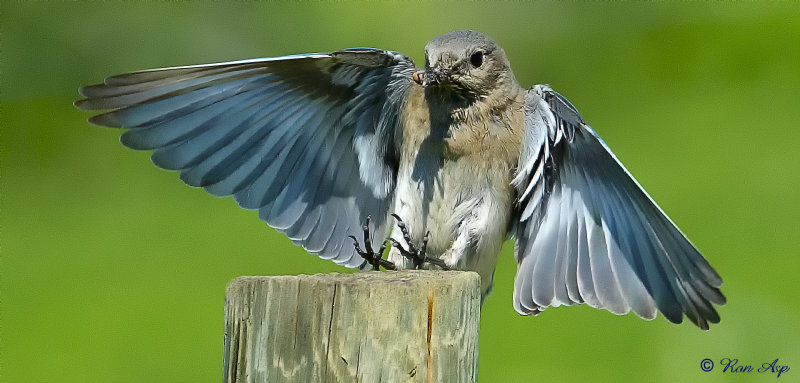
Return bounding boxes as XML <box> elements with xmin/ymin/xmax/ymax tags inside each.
<box><xmin>422</xmin><ymin>67</ymin><xmax>451</xmax><ymax>87</ymax></box>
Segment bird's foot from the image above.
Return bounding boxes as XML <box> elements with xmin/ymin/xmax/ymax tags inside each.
<box><xmin>349</xmin><ymin>216</ymin><xmax>395</xmax><ymax>271</ymax></box>
<box><xmin>388</xmin><ymin>214</ymin><xmax>450</xmax><ymax>270</ymax></box>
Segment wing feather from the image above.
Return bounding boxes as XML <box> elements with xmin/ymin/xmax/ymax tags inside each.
<box><xmin>77</xmin><ymin>50</ymin><xmax>415</xmax><ymax>266</ymax></box>
<box><xmin>513</xmin><ymin>85</ymin><xmax>724</xmax><ymax>329</ymax></box>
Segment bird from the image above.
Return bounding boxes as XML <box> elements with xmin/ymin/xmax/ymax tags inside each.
<box><xmin>75</xmin><ymin>30</ymin><xmax>725</xmax><ymax>329</ymax></box>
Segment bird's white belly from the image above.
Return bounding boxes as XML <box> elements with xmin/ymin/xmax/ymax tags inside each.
<box><xmin>388</xmin><ymin>153</ymin><xmax>513</xmax><ymax>295</ymax></box>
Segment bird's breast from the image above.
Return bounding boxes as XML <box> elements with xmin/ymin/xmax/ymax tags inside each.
<box><xmin>392</xmin><ymin>85</ymin><xmax>523</xmax><ymax>262</ymax></box>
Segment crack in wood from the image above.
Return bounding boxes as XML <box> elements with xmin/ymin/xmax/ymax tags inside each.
<box><xmin>426</xmin><ymin>290</ymin><xmax>434</xmax><ymax>383</ymax></box>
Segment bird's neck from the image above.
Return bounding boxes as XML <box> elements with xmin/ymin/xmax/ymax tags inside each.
<box><xmin>427</xmin><ymin>83</ymin><xmax>524</xmax><ymax>127</ymax></box>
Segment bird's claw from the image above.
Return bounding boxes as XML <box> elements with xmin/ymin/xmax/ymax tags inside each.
<box><xmin>389</xmin><ymin>214</ymin><xmax>450</xmax><ymax>270</ymax></box>
<box><xmin>350</xmin><ymin>216</ymin><xmax>395</xmax><ymax>271</ymax></box>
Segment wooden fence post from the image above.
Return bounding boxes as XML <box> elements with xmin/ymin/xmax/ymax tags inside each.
<box><xmin>223</xmin><ymin>271</ymin><xmax>481</xmax><ymax>382</ymax></box>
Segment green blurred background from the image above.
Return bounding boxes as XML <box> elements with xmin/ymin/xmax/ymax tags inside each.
<box><xmin>3</xmin><ymin>2</ymin><xmax>799</xmax><ymax>382</ymax></box>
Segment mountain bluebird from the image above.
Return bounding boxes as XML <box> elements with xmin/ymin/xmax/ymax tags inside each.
<box><xmin>76</xmin><ymin>30</ymin><xmax>724</xmax><ymax>329</ymax></box>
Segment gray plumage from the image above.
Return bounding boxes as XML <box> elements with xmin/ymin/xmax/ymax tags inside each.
<box><xmin>76</xmin><ymin>30</ymin><xmax>724</xmax><ymax>329</ymax></box>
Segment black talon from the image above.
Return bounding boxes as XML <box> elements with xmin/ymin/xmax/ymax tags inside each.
<box><xmin>418</xmin><ymin>231</ymin><xmax>449</xmax><ymax>270</ymax></box>
<box><xmin>390</xmin><ymin>213</ymin><xmax>417</xmax><ymax>253</ymax></box>
<box><xmin>350</xmin><ymin>216</ymin><xmax>395</xmax><ymax>271</ymax></box>
<box><xmin>388</xmin><ymin>237</ymin><xmax>421</xmax><ymax>269</ymax></box>
<box><xmin>420</xmin><ymin>231</ymin><xmax>429</xmax><ymax>257</ymax></box>
<box><xmin>389</xmin><ymin>215</ymin><xmax>450</xmax><ymax>270</ymax></box>
<box><xmin>422</xmin><ymin>255</ymin><xmax>450</xmax><ymax>270</ymax></box>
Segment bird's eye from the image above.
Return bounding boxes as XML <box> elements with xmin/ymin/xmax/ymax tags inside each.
<box><xmin>470</xmin><ymin>51</ymin><xmax>484</xmax><ymax>68</ymax></box>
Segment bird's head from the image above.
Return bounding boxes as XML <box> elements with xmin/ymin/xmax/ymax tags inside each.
<box><xmin>416</xmin><ymin>30</ymin><xmax>513</xmax><ymax>99</ymax></box>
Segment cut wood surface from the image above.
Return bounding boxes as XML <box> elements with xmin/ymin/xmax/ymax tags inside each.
<box><xmin>223</xmin><ymin>271</ymin><xmax>481</xmax><ymax>383</ymax></box>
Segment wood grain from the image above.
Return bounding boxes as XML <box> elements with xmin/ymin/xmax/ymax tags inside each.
<box><xmin>223</xmin><ymin>271</ymin><xmax>481</xmax><ymax>383</ymax></box>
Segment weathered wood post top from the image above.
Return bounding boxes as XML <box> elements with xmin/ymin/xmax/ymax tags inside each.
<box><xmin>223</xmin><ymin>271</ymin><xmax>481</xmax><ymax>383</ymax></box>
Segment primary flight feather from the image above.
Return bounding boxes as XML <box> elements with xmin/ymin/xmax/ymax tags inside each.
<box><xmin>76</xmin><ymin>30</ymin><xmax>724</xmax><ymax>329</ymax></box>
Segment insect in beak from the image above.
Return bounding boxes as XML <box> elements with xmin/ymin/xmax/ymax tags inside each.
<box><xmin>412</xmin><ymin>70</ymin><xmax>425</xmax><ymax>85</ymax></box>
<box><xmin>418</xmin><ymin>67</ymin><xmax>451</xmax><ymax>87</ymax></box>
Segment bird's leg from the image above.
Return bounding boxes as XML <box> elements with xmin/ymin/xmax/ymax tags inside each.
<box><xmin>388</xmin><ymin>214</ymin><xmax>450</xmax><ymax>270</ymax></box>
<box><xmin>349</xmin><ymin>216</ymin><xmax>395</xmax><ymax>271</ymax></box>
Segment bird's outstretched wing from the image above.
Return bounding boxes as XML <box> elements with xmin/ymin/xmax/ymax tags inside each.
<box><xmin>511</xmin><ymin>85</ymin><xmax>725</xmax><ymax>329</ymax></box>
<box><xmin>76</xmin><ymin>49</ymin><xmax>416</xmax><ymax>268</ymax></box>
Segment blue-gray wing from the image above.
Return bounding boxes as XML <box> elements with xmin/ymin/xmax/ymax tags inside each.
<box><xmin>76</xmin><ymin>49</ymin><xmax>416</xmax><ymax>268</ymax></box>
<box><xmin>511</xmin><ymin>85</ymin><xmax>725</xmax><ymax>329</ymax></box>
